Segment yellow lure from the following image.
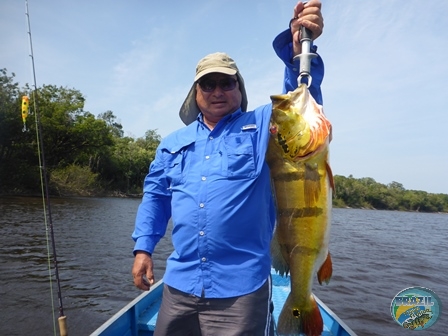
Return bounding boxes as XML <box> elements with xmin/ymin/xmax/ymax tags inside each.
<box><xmin>21</xmin><ymin>96</ymin><xmax>29</xmax><ymax>123</ymax></box>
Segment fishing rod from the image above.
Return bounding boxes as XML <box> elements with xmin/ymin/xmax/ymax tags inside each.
<box><xmin>24</xmin><ymin>1</ymin><xmax>68</xmax><ymax>335</ymax></box>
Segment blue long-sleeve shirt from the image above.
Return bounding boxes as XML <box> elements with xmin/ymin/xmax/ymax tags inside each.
<box><xmin>132</xmin><ymin>28</ymin><xmax>324</xmax><ymax>298</ymax></box>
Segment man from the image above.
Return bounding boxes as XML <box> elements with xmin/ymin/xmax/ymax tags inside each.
<box><xmin>132</xmin><ymin>1</ymin><xmax>324</xmax><ymax>335</ymax></box>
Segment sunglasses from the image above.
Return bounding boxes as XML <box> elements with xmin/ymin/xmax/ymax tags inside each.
<box><xmin>197</xmin><ymin>78</ymin><xmax>238</xmax><ymax>92</ymax></box>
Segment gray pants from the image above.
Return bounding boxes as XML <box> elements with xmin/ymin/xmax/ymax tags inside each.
<box><xmin>154</xmin><ymin>276</ymin><xmax>274</xmax><ymax>336</ymax></box>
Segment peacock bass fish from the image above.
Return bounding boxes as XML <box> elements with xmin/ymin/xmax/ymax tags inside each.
<box><xmin>267</xmin><ymin>83</ymin><xmax>334</xmax><ymax>336</ymax></box>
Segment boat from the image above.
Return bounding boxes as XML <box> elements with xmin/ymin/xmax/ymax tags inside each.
<box><xmin>91</xmin><ymin>269</ymin><xmax>357</xmax><ymax>336</ymax></box>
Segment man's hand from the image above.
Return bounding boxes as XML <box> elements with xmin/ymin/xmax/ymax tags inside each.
<box><xmin>132</xmin><ymin>251</ymin><xmax>155</xmax><ymax>291</ymax></box>
<box><xmin>291</xmin><ymin>1</ymin><xmax>324</xmax><ymax>57</ymax></box>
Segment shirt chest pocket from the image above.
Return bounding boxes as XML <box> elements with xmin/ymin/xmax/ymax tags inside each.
<box><xmin>223</xmin><ymin>133</ymin><xmax>256</xmax><ymax>179</ymax></box>
<box><xmin>163</xmin><ymin>150</ymin><xmax>186</xmax><ymax>187</ymax></box>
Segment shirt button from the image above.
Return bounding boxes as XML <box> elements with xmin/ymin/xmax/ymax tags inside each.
<box><xmin>201</xmin><ymin>257</ymin><xmax>207</xmax><ymax>262</ymax></box>
<box><xmin>199</xmin><ymin>231</ymin><xmax>205</xmax><ymax>236</ymax></box>
<box><xmin>209</xmin><ymin>136</ymin><xmax>214</xmax><ymax>140</ymax></box>
<box><xmin>205</xmin><ymin>155</ymin><xmax>210</xmax><ymax>160</ymax></box>
<box><xmin>199</xmin><ymin>203</ymin><xmax>204</xmax><ymax>208</ymax></box>
<box><xmin>201</xmin><ymin>176</ymin><xmax>206</xmax><ymax>181</ymax></box>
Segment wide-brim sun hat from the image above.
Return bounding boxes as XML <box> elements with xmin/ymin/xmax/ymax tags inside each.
<box><xmin>179</xmin><ymin>52</ymin><xmax>248</xmax><ymax>125</ymax></box>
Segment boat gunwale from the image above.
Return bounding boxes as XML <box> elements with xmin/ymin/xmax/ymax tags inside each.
<box><xmin>315</xmin><ymin>295</ymin><xmax>357</xmax><ymax>336</ymax></box>
<box><xmin>90</xmin><ymin>280</ymin><xmax>164</xmax><ymax>336</ymax></box>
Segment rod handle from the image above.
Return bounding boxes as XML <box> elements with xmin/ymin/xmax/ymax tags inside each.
<box><xmin>58</xmin><ymin>316</ymin><xmax>68</xmax><ymax>336</ymax></box>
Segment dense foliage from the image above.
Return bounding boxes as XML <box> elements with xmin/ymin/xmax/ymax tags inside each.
<box><xmin>0</xmin><ymin>68</ymin><xmax>160</xmax><ymax>196</ymax></box>
<box><xmin>333</xmin><ymin>175</ymin><xmax>448</xmax><ymax>212</ymax></box>
<box><xmin>1</xmin><ymin>69</ymin><xmax>447</xmax><ymax>212</ymax></box>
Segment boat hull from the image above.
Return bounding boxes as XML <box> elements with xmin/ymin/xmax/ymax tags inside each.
<box><xmin>91</xmin><ymin>270</ymin><xmax>356</xmax><ymax>336</ymax></box>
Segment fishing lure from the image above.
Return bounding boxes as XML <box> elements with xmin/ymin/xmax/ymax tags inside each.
<box><xmin>21</xmin><ymin>95</ymin><xmax>30</xmax><ymax>132</ymax></box>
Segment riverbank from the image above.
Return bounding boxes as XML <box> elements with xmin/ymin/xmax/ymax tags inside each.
<box><xmin>0</xmin><ymin>188</ymin><xmax>142</xmax><ymax>199</ymax></box>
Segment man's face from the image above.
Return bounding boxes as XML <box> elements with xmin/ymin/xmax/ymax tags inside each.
<box><xmin>195</xmin><ymin>73</ymin><xmax>242</xmax><ymax>126</ymax></box>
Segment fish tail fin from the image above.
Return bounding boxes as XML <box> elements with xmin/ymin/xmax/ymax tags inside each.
<box><xmin>277</xmin><ymin>294</ymin><xmax>323</xmax><ymax>336</ymax></box>
<box><xmin>317</xmin><ymin>252</ymin><xmax>333</xmax><ymax>285</ymax></box>
<box><xmin>277</xmin><ymin>294</ymin><xmax>300</xmax><ymax>335</ymax></box>
<box><xmin>302</xmin><ymin>295</ymin><xmax>324</xmax><ymax>336</ymax></box>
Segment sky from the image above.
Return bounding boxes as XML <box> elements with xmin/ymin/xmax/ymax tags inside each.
<box><xmin>1</xmin><ymin>0</ymin><xmax>448</xmax><ymax>194</ymax></box>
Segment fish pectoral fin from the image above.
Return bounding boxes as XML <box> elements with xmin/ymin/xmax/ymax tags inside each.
<box><xmin>326</xmin><ymin>161</ymin><xmax>335</xmax><ymax>194</ymax></box>
<box><xmin>270</xmin><ymin>233</ymin><xmax>289</xmax><ymax>276</ymax></box>
<box><xmin>317</xmin><ymin>252</ymin><xmax>333</xmax><ymax>285</ymax></box>
<box><xmin>304</xmin><ymin>164</ymin><xmax>321</xmax><ymax>206</ymax></box>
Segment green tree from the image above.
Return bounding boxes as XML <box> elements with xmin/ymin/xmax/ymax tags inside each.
<box><xmin>400</xmin><ymin>190</ymin><xmax>421</xmax><ymax>211</ymax></box>
<box><xmin>108</xmin><ymin>130</ymin><xmax>160</xmax><ymax>193</ymax></box>
<box><xmin>98</xmin><ymin>110</ymin><xmax>124</xmax><ymax>138</ymax></box>
<box><xmin>29</xmin><ymin>85</ymin><xmax>113</xmax><ymax>171</ymax></box>
<box><xmin>0</xmin><ymin>69</ymin><xmax>23</xmax><ymax>162</ymax></box>
<box><xmin>332</xmin><ymin>175</ymin><xmax>448</xmax><ymax>213</ymax></box>
<box><xmin>334</xmin><ymin>175</ymin><xmax>369</xmax><ymax>208</ymax></box>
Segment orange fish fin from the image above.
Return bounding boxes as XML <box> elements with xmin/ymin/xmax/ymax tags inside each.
<box><xmin>302</xmin><ymin>295</ymin><xmax>324</xmax><ymax>336</ymax></box>
<box><xmin>271</xmin><ymin>232</ymin><xmax>289</xmax><ymax>276</ymax></box>
<box><xmin>317</xmin><ymin>252</ymin><xmax>333</xmax><ymax>285</ymax></box>
<box><xmin>326</xmin><ymin>161</ymin><xmax>335</xmax><ymax>194</ymax></box>
<box><xmin>277</xmin><ymin>294</ymin><xmax>324</xmax><ymax>336</ymax></box>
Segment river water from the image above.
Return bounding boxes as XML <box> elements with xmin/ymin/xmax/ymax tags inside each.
<box><xmin>0</xmin><ymin>196</ymin><xmax>446</xmax><ymax>336</ymax></box>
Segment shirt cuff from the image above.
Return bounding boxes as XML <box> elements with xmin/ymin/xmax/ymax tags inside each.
<box><xmin>272</xmin><ymin>28</ymin><xmax>324</xmax><ymax>104</ymax></box>
<box><xmin>133</xmin><ymin>236</ymin><xmax>157</xmax><ymax>256</ymax></box>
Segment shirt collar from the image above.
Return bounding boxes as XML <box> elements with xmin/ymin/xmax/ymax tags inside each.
<box><xmin>197</xmin><ymin>108</ymin><xmax>243</xmax><ymax>125</ymax></box>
